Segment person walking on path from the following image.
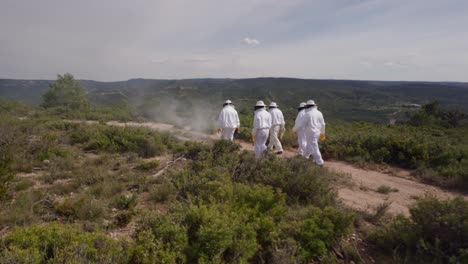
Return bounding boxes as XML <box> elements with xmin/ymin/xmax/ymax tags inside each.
<box><xmin>292</xmin><ymin>102</ymin><xmax>307</xmax><ymax>156</ymax></box>
<box><xmin>292</xmin><ymin>100</ymin><xmax>326</xmax><ymax>165</ymax></box>
<box><xmin>268</xmin><ymin>102</ymin><xmax>285</xmax><ymax>154</ymax></box>
<box><xmin>252</xmin><ymin>101</ymin><xmax>272</xmax><ymax>158</ymax></box>
<box><xmin>217</xmin><ymin>99</ymin><xmax>240</xmax><ymax>141</ymax></box>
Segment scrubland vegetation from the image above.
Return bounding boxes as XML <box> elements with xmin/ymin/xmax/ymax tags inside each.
<box><xmin>236</xmin><ymin>101</ymin><xmax>468</xmax><ymax>191</ymax></box>
<box><xmin>0</xmin><ymin>110</ymin><xmax>354</xmax><ymax>262</ymax></box>
<box><xmin>322</xmin><ymin>121</ymin><xmax>468</xmax><ymax>190</ymax></box>
<box><xmin>0</xmin><ymin>74</ymin><xmax>467</xmax><ymax>263</ymax></box>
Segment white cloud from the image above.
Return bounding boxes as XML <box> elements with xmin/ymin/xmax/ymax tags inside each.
<box><xmin>242</xmin><ymin>37</ymin><xmax>260</xmax><ymax>46</ymax></box>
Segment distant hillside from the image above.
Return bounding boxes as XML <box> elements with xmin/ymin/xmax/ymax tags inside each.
<box><xmin>1</xmin><ymin>78</ymin><xmax>467</xmax><ymax>123</ymax></box>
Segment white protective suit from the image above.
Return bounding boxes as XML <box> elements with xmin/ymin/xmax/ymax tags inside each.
<box><xmin>294</xmin><ymin>109</ymin><xmax>307</xmax><ymax>156</ymax></box>
<box><xmin>217</xmin><ymin>105</ymin><xmax>240</xmax><ymax>141</ymax></box>
<box><xmin>268</xmin><ymin>108</ymin><xmax>285</xmax><ymax>152</ymax></box>
<box><xmin>292</xmin><ymin>106</ymin><xmax>326</xmax><ymax>165</ymax></box>
<box><xmin>253</xmin><ymin>108</ymin><xmax>272</xmax><ymax>158</ymax></box>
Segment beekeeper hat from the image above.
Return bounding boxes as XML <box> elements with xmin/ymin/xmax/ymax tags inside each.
<box><xmin>269</xmin><ymin>102</ymin><xmax>278</xmax><ymax>108</ymax></box>
<box><xmin>299</xmin><ymin>102</ymin><xmax>306</xmax><ymax>108</ymax></box>
<box><xmin>306</xmin><ymin>100</ymin><xmax>316</xmax><ymax>106</ymax></box>
<box><xmin>224</xmin><ymin>99</ymin><xmax>232</xmax><ymax>104</ymax></box>
<box><xmin>255</xmin><ymin>100</ymin><xmax>266</xmax><ymax>107</ymax></box>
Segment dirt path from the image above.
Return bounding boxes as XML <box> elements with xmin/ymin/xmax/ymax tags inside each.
<box><xmin>238</xmin><ymin>140</ymin><xmax>466</xmax><ymax>216</ymax></box>
<box><xmin>326</xmin><ymin>162</ymin><xmax>464</xmax><ymax>216</ymax></box>
<box><xmin>82</xmin><ymin>120</ymin><xmax>467</xmax><ymax>216</ymax></box>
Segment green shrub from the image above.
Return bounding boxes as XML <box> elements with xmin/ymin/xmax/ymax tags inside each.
<box><xmin>112</xmin><ymin>194</ymin><xmax>138</xmax><ymax>210</ymax></box>
<box><xmin>376</xmin><ymin>185</ymin><xmax>398</xmax><ymax>194</ymax></box>
<box><xmin>69</xmin><ymin>124</ymin><xmax>173</xmax><ymax>157</ymax></box>
<box><xmin>322</xmin><ymin>122</ymin><xmax>468</xmax><ymax>190</ymax></box>
<box><xmin>130</xmin><ymin>229</ymin><xmax>185</xmax><ymax>264</ymax></box>
<box><xmin>149</xmin><ymin>180</ymin><xmax>176</xmax><ymax>203</ymax></box>
<box><xmin>54</xmin><ymin>195</ymin><xmax>105</xmax><ymax>221</ymax></box>
<box><xmin>84</xmin><ymin>104</ymin><xmax>135</xmax><ymax>122</ymax></box>
<box><xmin>114</xmin><ymin>211</ymin><xmax>134</xmax><ymax>228</ymax></box>
<box><xmin>0</xmin><ymin>223</ymin><xmax>130</xmax><ymax>263</ymax></box>
<box><xmin>143</xmin><ymin>146</ymin><xmax>353</xmax><ymax>263</ymax></box>
<box><xmin>135</xmin><ymin>196</ymin><xmax>353</xmax><ymax>263</ymax></box>
<box><xmin>0</xmin><ymin>190</ymin><xmax>46</xmax><ymax>226</ymax></box>
<box><xmin>133</xmin><ymin>212</ymin><xmax>189</xmax><ymax>263</ymax></box>
<box><xmin>174</xmin><ymin>140</ymin><xmax>338</xmax><ymax>207</ymax></box>
<box><xmin>163</xmin><ymin>138</ymin><xmax>353</xmax><ymax>262</ymax></box>
<box><xmin>0</xmin><ymin>101</ymin><xmax>36</xmax><ymax>117</ymax></box>
<box><xmin>14</xmin><ymin>179</ymin><xmax>35</xmax><ymax>192</ymax></box>
<box><xmin>370</xmin><ymin>196</ymin><xmax>468</xmax><ymax>263</ymax></box>
<box><xmin>134</xmin><ymin>202</ymin><xmax>258</xmax><ymax>263</ymax></box>
<box><xmin>0</xmin><ymin>156</ymin><xmax>14</xmax><ymax>200</ymax></box>
<box><xmin>234</xmin><ymin>153</ymin><xmax>337</xmax><ymax>207</ymax></box>
<box><xmin>291</xmin><ymin>206</ymin><xmax>354</xmax><ymax>261</ymax></box>
<box><xmin>135</xmin><ymin>160</ymin><xmax>160</xmax><ymax>171</ymax></box>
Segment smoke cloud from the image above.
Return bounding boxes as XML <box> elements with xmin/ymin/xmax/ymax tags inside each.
<box><xmin>135</xmin><ymin>95</ymin><xmax>221</xmax><ymax>135</ymax></box>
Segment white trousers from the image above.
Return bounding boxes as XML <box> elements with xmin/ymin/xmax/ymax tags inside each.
<box><xmin>221</xmin><ymin>128</ymin><xmax>236</xmax><ymax>141</ymax></box>
<box><xmin>268</xmin><ymin>125</ymin><xmax>283</xmax><ymax>152</ymax></box>
<box><xmin>255</xmin><ymin>128</ymin><xmax>270</xmax><ymax>158</ymax></box>
<box><xmin>304</xmin><ymin>132</ymin><xmax>324</xmax><ymax>165</ymax></box>
<box><xmin>297</xmin><ymin>129</ymin><xmax>307</xmax><ymax>156</ymax></box>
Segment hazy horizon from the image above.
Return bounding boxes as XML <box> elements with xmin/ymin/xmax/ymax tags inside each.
<box><xmin>2</xmin><ymin>76</ymin><xmax>468</xmax><ymax>84</ymax></box>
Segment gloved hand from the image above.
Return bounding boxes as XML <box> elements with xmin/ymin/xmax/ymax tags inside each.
<box><xmin>235</xmin><ymin>127</ymin><xmax>239</xmax><ymax>132</ymax></box>
<box><xmin>216</xmin><ymin>128</ymin><xmax>222</xmax><ymax>133</ymax></box>
<box><xmin>320</xmin><ymin>133</ymin><xmax>326</xmax><ymax>141</ymax></box>
<box><xmin>291</xmin><ymin>130</ymin><xmax>296</xmax><ymax>137</ymax></box>
<box><xmin>252</xmin><ymin>135</ymin><xmax>255</xmax><ymax>143</ymax></box>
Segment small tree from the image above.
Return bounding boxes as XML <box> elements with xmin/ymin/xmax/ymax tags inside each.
<box><xmin>42</xmin><ymin>73</ymin><xmax>89</xmax><ymax>110</ymax></box>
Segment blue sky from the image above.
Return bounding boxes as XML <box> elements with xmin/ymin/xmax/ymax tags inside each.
<box><xmin>1</xmin><ymin>0</ymin><xmax>467</xmax><ymax>81</ymax></box>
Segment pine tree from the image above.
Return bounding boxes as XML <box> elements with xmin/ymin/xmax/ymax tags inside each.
<box><xmin>42</xmin><ymin>73</ymin><xmax>89</xmax><ymax>110</ymax></box>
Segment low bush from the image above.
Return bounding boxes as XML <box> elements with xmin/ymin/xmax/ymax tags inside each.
<box><xmin>84</xmin><ymin>104</ymin><xmax>135</xmax><ymax>122</ymax></box>
<box><xmin>376</xmin><ymin>185</ymin><xmax>398</xmax><ymax>194</ymax></box>
<box><xmin>322</xmin><ymin>122</ymin><xmax>468</xmax><ymax>190</ymax></box>
<box><xmin>54</xmin><ymin>195</ymin><xmax>106</xmax><ymax>221</ymax></box>
<box><xmin>14</xmin><ymin>178</ymin><xmax>35</xmax><ymax>192</ymax></box>
<box><xmin>134</xmin><ymin>197</ymin><xmax>353</xmax><ymax>263</ymax></box>
<box><xmin>135</xmin><ymin>159</ymin><xmax>160</xmax><ymax>171</ymax></box>
<box><xmin>134</xmin><ymin>140</ymin><xmax>354</xmax><ymax>263</ymax></box>
<box><xmin>370</xmin><ymin>196</ymin><xmax>468</xmax><ymax>263</ymax></box>
<box><xmin>0</xmin><ymin>156</ymin><xmax>14</xmax><ymax>201</ymax></box>
<box><xmin>149</xmin><ymin>180</ymin><xmax>176</xmax><ymax>203</ymax></box>
<box><xmin>0</xmin><ymin>100</ymin><xmax>36</xmax><ymax>117</ymax></box>
<box><xmin>114</xmin><ymin>211</ymin><xmax>134</xmax><ymax>228</ymax></box>
<box><xmin>172</xmin><ymin>140</ymin><xmax>339</xmax><ymax>207</ymax></box>
<box><xmin>112</xmin><ymin>194</ymin><xmax>137</xmax><ymax>210</ymax></box>
<box><xmin>234</xmin><ymin>152</ymin><xmax>338</xmax><ymax>207</ymax></box>
<box><xmin>295</xmin><ymin>206</ymin><xmax>354</xmax><ymax>260</ymax></box>
<box><xmin>69</xmin><ymin>124</ymin><xmax>175</xmax><ymax>157</ymax></box>
<box><xmin>0</xmin><ymin>223</ymin><xmax>130</xmax><ymax>263</ymax></box>
<box><xmin>0</xmin><ymin>189</ymin><xmax>48</xmax><ymax>226</ymax></box>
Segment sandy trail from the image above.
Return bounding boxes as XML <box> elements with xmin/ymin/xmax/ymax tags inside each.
<box><xmin>80</xmin><ymin>120</ymin><xmax>467</xmax><ymax>216</ymax></box>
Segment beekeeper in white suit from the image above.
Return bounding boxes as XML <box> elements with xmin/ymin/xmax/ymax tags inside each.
<box><xmin>252</xmin><ymin>101</ymin><xmax>272</xmax><ymax>158</ymax></box>
<box><xmin>217</xmin><ymin>100</ymin><xmax>240</xmax><ymax>141</ymax></box>
<box><xmin>268</xmin><ymin>102</ymin><xmax>285</xmax><ymax>154</ymax></box>
<box><xmin>292</xmin><ymin>100</ymin><xmax>326</xmax><ymax>165</ymax></box>
<box><xmin>292</xmin><ymin>102</ymin><xmax>307</xmax><ymax>156</ymax></box>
